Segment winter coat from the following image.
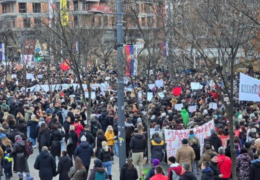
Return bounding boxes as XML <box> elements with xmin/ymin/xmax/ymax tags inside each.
<box><xmin>191</xmin><ymin>144</ymin><xmax>200</xmax><ymax>161</ymax></box>
<box><xmin>24</xmin><ymin>110</ymin><xmax>33</xmax><ymax>124</ymax></box>
<box><xmin>37</xmin><ymin>128</ymin><xmax>50</xmax><ymax>148</ymax></box>
<box><xmin>209</xmin><ymin>134</ymin><xmax>222</xmax><ymax>152</ymax></box>
<box><xmin>27</xmin><ymin>118</ymin><xmax>39</xmax><ymax>138</ymax></box>
<box><xmin>95</xmin><ymin>134</ymin><xmax>107</xmax><ymax>157</ymax></box>
<box><xmin>98</xmin><ymin>148</ymin><xmax>112</xmax><ymax>162</ymax></box>
<box><xmin>79</xmin><ymin>130</ymin><xmax>94</xmax><ymax>145</ymax></box>
<box><xmin>99</xmin><ymin>112</ymin><xmax>109</xmax><ymax>132</ymax></box>
<box><xmin>15</xmin><ymin>106</ymin><xmax>25</xmax><ymax>116</ymax></box>
<box><xmin>130</xmin><ymin>134</ymin><xmax>146</xmax><ymax>153</ymax></box>
<box><xmin>179</xmin><ymin>171</ymin><xmax>197</xmax><ymax>180</ymax></box>
<box><xmin>1</xmin><ymin>103</ymin><xmax>10</xmax><ymax>112</ymax></box>
<box><xmin>181</xmin><ymin>109</ymin><xmax>189</xmax><ymax>126</ymax></box>
<box><xmin>88</xmin><ymin>167</ymin><xmax>109</xmax><ymax>180</ymax></box>
<box><xmin>56</xmin><ymin>155</ymin><xmax>73</xmax><ymax>180</ymax></box>
<box><xmin>201</xmin><ymin>167</ymin><xmax>214</xmax><ymax>180</ymax></box>
<box><xmin>34</xmin><ymin>151</ymin><xmax>56</xmax><ymax>180</ymax></box>
<box><xmin>49</xmin><ymin>129</ymin><xmax>62</xmax><ymax>157</ymax></box>
<box><xmin>72</xmin><ymin>122</ymin><xmax>84</xmax><ymax>137</ymax></box>
<box><xmin>249</xmin><ymin>159</ymin><xmax>260</xmax><ymax>180</ymax></box>
<box><xmin>105</xmin><ymin>131</ymin><xmax>115</xmax><ymax>146</ymax></box>
<box><xmin>67</xmin><ymin>130</ymin><xmax>78</xmax><ymax>156</ymax></box>
<box><xmin>168</xmin><ymin>163</ymin><xmax>182</xmax><ymax>180</ymax></box>
<box><xmin>90</xmin><ymin>119</ymin><xmax>102</xmax><ymax>137</ymax></box>
<box><xmin>16</xmin><ymin>123</ymin><xmax>27</xmax><ymax>137</ymax></box>
<box><xmin>199</xmin><ymin>149</ymin><xmax>216</xmax><ymax>165</ymax></box>
<box><xmin>217</xmin><ymin>155</ymin><xmax>232</xmax><ymax>179</ymax></box>
<box><xmin>8</xmin><ymin>129</ymin><xmax>26</xmax><ymax>143</ymax></box>
<box><xmin>176</xmin><ymin>144</ymin><xmax>196</xmax><ymax>170</ymax></box>
<box><xmin>68</xmin><ymin>167</ymin><xmax>88</xmax><ymax>180</ymax></box>
<box><xmin>9</xmin><ymin>103</ymin><xmax>18</xmax><ymax>115</ymax></box>
<box><xmin>150</xmin><ymin>174</ymin><xmax>168</xmax><ymax>180</ymax></box>
<box><xmin>10</xmin><ymin>140</ymin><xmax>29</xmax><ymax>172</ymax></box>
<box><xmin>209</xmin><ymin>161</ymin><xmax>221</xmax><ymax>180</ymax></box>
<box><xmin>188</xmin><ymin>135</ymin><xmax>200</xmax><ymax>147</ymax></box>
<box><xmin>151</xmin><ymin>137</ymin><xmax>164</xmax><ymax>161</ymax></box>
<box><xmin>237</xmin><ymin>153</ymin><xmax>251</xmax><ymax>180</ymax></box>
<box><xmin>120</xmin><ymin>163</ymin><xmax>138</xmax><ymax>180</ymax></box>
<box><xmin>74</xmin><ymin>142</ymin><xmax>93</xmax><ymax>167</ymax></box>
<box><xmin>63</xmin><ymin>120</ymin><xmax>71</xmax><ymax>141</ymax></box>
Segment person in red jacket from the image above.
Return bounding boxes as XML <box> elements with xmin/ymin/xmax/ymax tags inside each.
<box><xmin>217</xmin><ymin>147</ymin><xmax>232</xmax><ymax>180</ymax></box>
<box><xmin>150</xmin><ymin>165</ymin><xmax>168</xmax><ymax>180</ymax></box>
<box><xmin>168</xmin><ymin>156</ymin><xmax>182</xmax><ymax>180</ymax></box>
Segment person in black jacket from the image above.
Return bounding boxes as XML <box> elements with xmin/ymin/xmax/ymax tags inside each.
<box><xmin>34</xmin><ymin>146</ymin><xmax>56</xmax><ymax>180</ymax></box>
<box><xmin>200</xmin><ymin>161</ymin><xmax>214</xmax><ymax>180</ymax></box>
<box><xmin>8</xmin><ymin>128</ymin><xmax>26</xmax><ymax>144</ymax></box>
<box><xmin>9</xmin><ymin>102</ymin><xmax>18</xmax><ymax>116</ymax></box>
<box><xmin>209</xmin><ymin>154</ymin><xmax>222</xmax><ymax>180</ymax></box>
<box><xmin>15</xmin><ymin>102</ymin><xmax>25</xmax><ymax>117</ymax></box>
<box><xmin>27</xmin><ymin>115</ymin><xmax>39</xmax><ymax>148</ymax></box>
<box><xmin>67</xmin><ymin>126</ymin><xmax>78</xmax><ymax>161</ymax></box>
<box><xmin>130</xmin><ymin>129</ymin><xmax>146</xmax><ymax>179</ymax></box>
<box><xmin>49</xmin><ymin>123</ymin><xmax>62</xmax><ymax>158</ymax></box>
<box><xmin>179</xmin><ymin>163</ymin><xmax>197</xmax><ymax>180</ymax></box>
<box><xmin>79</xmin><ymin>125</ymin><xmax>94</xmax><ymax>146</ymax></box>
<box><xmin>120</xmin><ymin>158</ymin><xmax>138</xmax><ymax>180</ymax></box>
<box><xmin>37</xmin><ymin>123</ymin><xmax>50</xmax><ymax>153</ymax></box>
<box><xmin>208</xmin><ymin>129</ymin><xmax>222</xmax><ymax>152</ymax></box>
<box><xmin>56</xmin><ymin>151</ymin><xmax>73</xmax><ymax>180</ymax></box>
<box><xmin>190</xmin><ymin>138</ymin><xmax>200</xmax><ymax>176</ymax></box>
<box><xmin>94</xmin><ymin>129</ymin><xmax>107</xmax><ymax>158</ymax></box>
<box><xmin>249</xmin><ymin>153</ymin><xmax>260</xmax><ymax>180</ymax></box>
<box><xmin>74</xmin><ymin>135</ymin><xmax>93</xmax><ymax>177</ymax></box>
<box><xmin>63</xmin><ymin>116</ymin><xmax>71</xmax><ymax>142</ymax></box>
<box><xmin>16</xmin><ymin>118</ymin><xmax>27</xmax><ymax>138</ymax></box>
<box><xmin>98</xmin><ymin>141</ymin><xmax>113</xmax><ymax>180</ymax></box>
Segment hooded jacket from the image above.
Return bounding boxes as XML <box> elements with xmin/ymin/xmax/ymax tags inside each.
<box><xmin>27</xmin><ymin>118</ymin><xmax>39</xmax><ymax>138</ymax></box>
<box><xmin>201</xmin><ymin>167</ymin><xmax>214</xmax><ymax>180</ymax></box>
<box><xmin>236</xmin><ymin>153</ymin><xmax>251</xmax><ymax>180</ymax></box>
<box><xmin>168</xmin><ymin>163</ymin><xmax>182</xmax><ymax>180</ymax></box>
<box><xmin>11</xmin><ymin>140</ymin><xmax>29</xmax><ymax>172</ymax></box>
<box><xmin>34</xmin><ymin>151</ymin><xmax>56</xmax><ymax>180</ymax></box>
<box><xmin>249</xmin><ymin>159</ymin><xmax>260</xmax><ymax>180</ymax></box>
<box><xmin>74</xmin><ymin>141</ymin><xmax>93</xmax><ymax>166</ymax></box>
<box><xmin>209</xmin><ymin>133</ymin><xmax>222</xmax><ymax>152</ymax></box>
<box><xmin>209</xmin><ymin>161</ymin><xmax>221</xmax><ymax>180</ymax></box>
<box><xmin>120</xmin><ymin>163</ymin><xmax>138</xmax><ymax>180</ymax></box>
<box><xmin>56</xmin><ymin>155</ymin><xmax>73</xmax><ymax>180</ymax></box>
<box><xmin>151</xmin><ymin>137</ymin><xmax>164</xmax><ymax>161</ymax></box>
<box><xmin>1</xmin><ymin>103</ymin><xmax>10</xmax><ymax>112</ymax></box>
<box><xmin>179</xmin><ymin>170</ymin><xmax>197</xmax><ymax>180</ymax></box>
<box><xmin>130</xmin><ymin>134</ymin><xmax>146</xmax><ymax>153</ymax></box>
<box><xmin>217</xmin><ymin>155</ymin><xmax>232</xmax><ymax>179</ymax></box>
<box><xmin>181</xmin><ymin>109</ymin><xmax>189</xmax><ymax>126</ymax></box>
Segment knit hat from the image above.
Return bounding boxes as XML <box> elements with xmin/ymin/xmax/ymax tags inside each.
<box><xmin>5</xmin><ymin>148</ymin><xmax>11</xmax><ymax>154</ymax></box>
<box><xmin>0</xmin><ymin>134</ymin><xmax>6</xmax><ymax>139</ymax></box>
<box><xmin>210</xmin><ymin>153</ymin><xmax>217</xmax><ymax>159</ymax></box>
<box><xmin>210</xmin><ymin>129</ymin><xmax>216</xmax><ymax>134</ymax></box>
<box><xmin>137</xmin><ymin>118</ymin><xmax>142</xmax><ymax>123</ymax></box>
<box><xmin>152</xmin><ymin>159</ymin><xmax>160</xmax><ymax>167</ymax></box>
<box><xmin>168</xmin><ymin>156</ymin><xmax>176</xmax><ymax>163</ymax></box>
<box><xmin>94</xmin><ymin>159</ymin><xmax>102</xmax><ymax>167</ymax></box>
<box><xmin>182</xmin><ymin>138</ymin><xmax>188</xmax><ymax>144</ymax></box>
<box><xmin>80</xmin><ymin>135</ymin><xmax>87</xmax><ymax>142</ymax></box>
<box><xmin>15</xmin><ymin>135</ymin><xmax>22</xmax><ymax>141</ymax></box>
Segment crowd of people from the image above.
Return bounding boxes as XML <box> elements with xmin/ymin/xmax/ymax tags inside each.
<box><xmin>0</xmin><ymin>62</ymin><xmax>259</xmax><ymax>180</ymax></box>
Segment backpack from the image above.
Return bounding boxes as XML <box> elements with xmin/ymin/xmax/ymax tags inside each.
<box><xmin>100</xmin><ymin>116</ymin><xmax>108</xmax><ymax>126</ymax></box>
<box><xmin>91</xmin><ymin>123</ymin><xmax>99</xmax><ymax>136</ymax></box>
<box><xmin>94</xmin><ymin>171</ymin><xmax>106</xmax><ymax>180</ymax></box>
<box><xmin>25</xmin><ymin>140</ymin><xmax>33</xmax><ymax>156</ymax></box>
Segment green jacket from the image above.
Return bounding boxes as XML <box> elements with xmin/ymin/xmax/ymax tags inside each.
<box><xmin>181</xmin><ymin>109</ymin><xmax>189</xmax><ymax>126</ymax></box>
<box><xmin>1</xmin><ymin>103</ymin><xmax>10</xmax><ymax>112</ymax></box>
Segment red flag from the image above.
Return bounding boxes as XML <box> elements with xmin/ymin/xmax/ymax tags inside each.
<box><xmin>172</xmin><ymin>87</ymin><xmax>182</xmax><ymax>96</ymax></box>
<box><xmin>60</xmin><ymin>59</ymin><xmax>70</xmax><ymax>71</ymax></box>
<box><xmin>209</xmin><ymin>91</ymin><xmax>219</xmax><ymax>100</ymax></box>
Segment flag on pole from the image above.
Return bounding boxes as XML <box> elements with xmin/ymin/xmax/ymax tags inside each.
<box><xmin>60</xmin><ymin>0</ymin><xmax>69</xmax><ymax>26</ymax></box>
<box><xmin>73</xmin><ymin>42</ymin><xmax>78</xmax><ymax>52</ymax></box>
<box><xmin>60</xmin><ymin>59</ymin><xmax>70</xmax><ymax>71</ymax></box>
<box><xmin>125</xmin><ymin>45</ymin><xmax>136</xmax><ymax>76</ymax></box>
<box><xmin>0</xmin><ymin>43</ymin><xmax>5</xmax><ymax>61</ymax></box>
<box><xmin>162</xmin><ymin>41</ymin><xmax>168</xmax><ymax>56</ymax></box>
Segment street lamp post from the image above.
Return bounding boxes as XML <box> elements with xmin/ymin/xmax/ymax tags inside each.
<box><xmin>116</xmin><ymin>0</ymin><xmax>126</xmax><ymax>169</ymax></box>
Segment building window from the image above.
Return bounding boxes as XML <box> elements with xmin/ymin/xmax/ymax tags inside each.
<box><xmin>74</xmin><ymin>15</ymin><xmax>78</xmax><ymax>25</ymax></box>
<box><xmin>111</xmin><ymin>17</ymin><xmax>115</xmax><ymax>26</ymax></box>
<box><xmin>98</xmin><ymin>16</ymin><xmax>101</xmax><ymax>26</ymax></box>
<box><xmin>2</xmin><ymin>4</ymin><xmax>7</xmax><ymax>14</ymax></box>
<box><xmin>34</xmin><ymin>18</ymin><xmax>41</xmax><ymax>26</ymax></box>
<box><xmin>73</xmin><ymin>1</ymin><xmax>78</xmax><ymax>11</ymax></box>
<box><xmin>24</xmin><ymin>18</ymin><xmax>31</xmax><ymax>28</ymax></box>
<box><xmin>33</xmin><ymin>3</ymin><xmax>41</xmax><ymax>13</ymax></box>
<box><xmin>19</xmin><ymin>3</ymin><xmax>27</xmax><ymax>13</ymax></box>
<box><xmin>141</xmin><ymin>17</ymin><xmax>146</xmax><ymax>26</ymax></box>
<box><xmin>103</xmin><ymin>16</ymin><xmax>108</xmax><ymax>26</ymax></box>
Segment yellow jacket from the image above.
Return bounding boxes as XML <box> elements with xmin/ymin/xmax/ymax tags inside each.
<box><xmin>105</xmin><ymin>131</ymin><xmax>115</xmax><ymax>146</ymax></box>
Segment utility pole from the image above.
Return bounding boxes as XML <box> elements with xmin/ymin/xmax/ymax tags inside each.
<box><xmin>167</xmin><ymin>0</ymin><xmax>173</xmax><ymax>81</ymax></box>
<box><xmin>116</xmin><ymin>0</ymin><xmax>126</xmax><ymax>169</ymax></box>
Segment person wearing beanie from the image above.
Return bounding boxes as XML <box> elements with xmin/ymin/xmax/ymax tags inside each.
<box><xmin>143</xmin><ymin>159</ymin><xmax>163</xmax><ymax>180</ymax></box>
<box><xmin>74</xmin><ymin>131</ymin><xmax>93</xmax><ymax>178</ymax></box>
<box><xmin>236</xmin><ymin>148</ymin><xmax>251</xmax><ymax>180</ymax></box>
<box><xmin>205</xmin><ymin>128</ymin><xmax>222</xmax><ymax>152</ymax></box>
<box><xmin>209</xmin><ymin>154</ymin><xmax>222</xmax><ymax>180</ymax></box>
<box><xmin>168</xmin><ymin>156</ymin><xmax>182</xmax><ymax>180</ymax></box>
<box><xmin>3</xmin><ymin>148</ymin><xmax>12</xmax><ymax>180</ymax></box>
<box><xmin>175</xmin><ymin>138</ymin><xmax>196</xmax><ymax>170</ymax></box>
<box><xmin>88</xmin><ymin>158</ymin><xmax>109</xmax><ymax>180</ymax></box>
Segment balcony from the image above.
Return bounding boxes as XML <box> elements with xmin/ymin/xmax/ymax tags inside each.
<box><xmin>0</xmin><ymin>0</ymin><xmax>16</xmax><ymax>4</ymax></box>
<box><xmin>86</xmin><ymin>5</ymin><xmax>112</xmax><ymax>13</ymax></box>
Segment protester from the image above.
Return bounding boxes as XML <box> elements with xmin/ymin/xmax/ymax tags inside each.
<box><xmin>104</xmin><ymin>125</ymin><xmax>115</xmax><ymax>154</ymax></box>
<box><xmin>179</xmin><ymin>163</ymin><xmax>197</xmax><ymax>180</ymax></box>
<box><xmin>200</xmin><ymin>161</ymin><xmax>214</xmax><ymax>180</ymax></box>
<box><xmin>217</xmin><ymin>147</ymin><xmax>232</xmax><ymax>180</ymax></box>
<box><xmin>79</xmin><ymin>125</ymin><xmax>94</xmax><ymax>146</ymax></box>
<box><xmin>98</xmin><ymin>141</ymin><xmax>113</xmax><ymax>180</ymax></box>
<box><xmin>236</xmin><ymin>148</ymin><xmax>251</xmax><ymax>180</ymax></box>
<box><xmin>176</xmin><ymin>138</ymin><xmax>196</xmax><ymax>170</ymax></box>
<box><xmin>68</xmin><ymin>157</ymin><xmax>88</xmax><ymax>180</ymax></box>
<box><xmin>167</xmin><ymin>156</ymin><xmax>182</xmax><ymax>180</ymax></box>
<box><xmin>120</xmin><ymin>158</ymin><xmax>138</xmax><ymax>180</ymax></box>
<box><xmin>249</xmin><ymin>153</ymin><xmax>260</xmax><ymax>180</ymax></box>
<box><xmin>149</xmin><ymin>165</ymin><xmax>167</xmax><ymax>180</ymax></box>
<box><xmin>151</xmin><ymin>132</ymin><xmax>165</xmax><ymax>162</ymax></box>
<box><xmin>49</xmin><ymin>123</ymin><xmax>63</xmax><ymax>159</ymax></box>
<box><xmin>56</xmin><ymin>151</ymin><xmax>73</xmax><ymax>180</ymax></box>
<box><xmin>34</xmin><ymin>146</ymin><xmax>56</xmax><ymax>180</ymax></box>
<box><xmin>143</xmin><ymin>159</ymin><xmax>162</xmax><ymax>180</ymax></box>
<box><xmin>88</xmin><ymin>158</ymin><xmax>109</xmax><ymax>180</ymax></box>
<box><xmin>199</xmin><ymin>144</ymin><xmax>216</xmax><ymax>165</ymax></box>
<box><xmin>37</xmin><ymin>123</ymin><xmax>50</xmax><ymax>153</ymax></box>
<box><xmin>94</xmin><ymin>129</ymin><xmax>107</xmax><ymax>157</ymax></box>
<box><xmin>190</xmin><ymin>138</ymin><xmax>200</xmax><ymax>176</ymax></box>
<box><xmin>67</xmin><ymin>125</ymin><xmax>78</xmax><ymax>161</ymax></box>
<box><xmin>209</xmin><ymin>154</ymin><xmax>222</xmax><ymax>180</ymax></box>
<box><xmin>27</xmin><ymin>114</ymin><xmax>39</xmax><ymax>148</ymax></box>
<box><xmin>3</xmin><ymin>148</ymin><xmax>12</xmax><ymax>180</ymax></box>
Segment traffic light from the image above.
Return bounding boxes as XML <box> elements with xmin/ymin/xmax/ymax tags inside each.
<box><xmin>35</xmin><ymin>53</ymin><xmax>41</xmax><ymax>61</ymax></box>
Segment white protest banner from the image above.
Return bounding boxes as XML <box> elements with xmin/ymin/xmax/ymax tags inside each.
<box><xmin>37</xmin><ymin>74</ymin><xmax>43</xmax><ymax>79</ymax></box>
<box><xmin>158</xmin><ymin>92</ymin><xmax>165</xmax><ymax>98</ymax></box>
<box><xmin>138</xmin><ymin>91</ymin><xmax>142</xmax><ymax>102</ymax></box>
<box><xmin>26</xmin><ymin>73</ymin><xmax>34</xmax><ymax>79</ymax></box>
<box><xmin>155</xmin><ymin>80</ymin><xmax>164</xmax><ymax>88</ymax></box>
<box><xmin>124</xmin><ymin>77</ymin><xmax>129</xmax><ymax>84</ymax></box>
<box><xmin>164</xmin><ymin>120</ymin><xmax>214</xmax><ymax>157</ymax></box>
<box><xmin>147</xmin><ymin>92</ymin><xmax>153</xmax><ymax>101</ymax></box>
<box><xmin>12</xmin><ymin>74</ymin><xmax>17</xmax><ymax>79</ymax></box>
<box><xmin>175</xmin><ymin>103</ymin><xmax>183</xmax><ymax>111</ymax></box>
<box><xmin>148</xmin><ymin>84</ymin><xmax>155</xmax><ymax>90</ymax></box>
<box><xmin>100</xmin><ymin>83</ymin><xmax>109</xmax><ymax>91</ymax></box>
<box><xmin>188</xmin><ymin>105</ymin><xmax>197</xmax><ymax>112</ymax></box>
<box><xmin>191</xmin><ymin>82</ymin><xmax>203</xmax><ymax>90</ymax></box>
<box><xmin>91</xmin><ymin>92</ymin><xmax>96</xmax><ymax>100</ymax></box>
<box><xmin>209</xmin><ymin>102</ymin><xmax>217</xmax><ymax>110</ymax></box>
<box><xmin>239</xmin><ymin>73</ymin><xmax>260</xmax><ymax>102</ymax></box>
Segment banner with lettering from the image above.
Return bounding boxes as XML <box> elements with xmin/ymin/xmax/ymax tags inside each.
<box><xmin>164</xmin><ymin>120</ymin><xmax>214</xmax><ymax>157</ymax></box>
<box><xmin>219</xmin><ymin>135</ymin><xmax>229</xmax><ymax>148</ymax></box>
